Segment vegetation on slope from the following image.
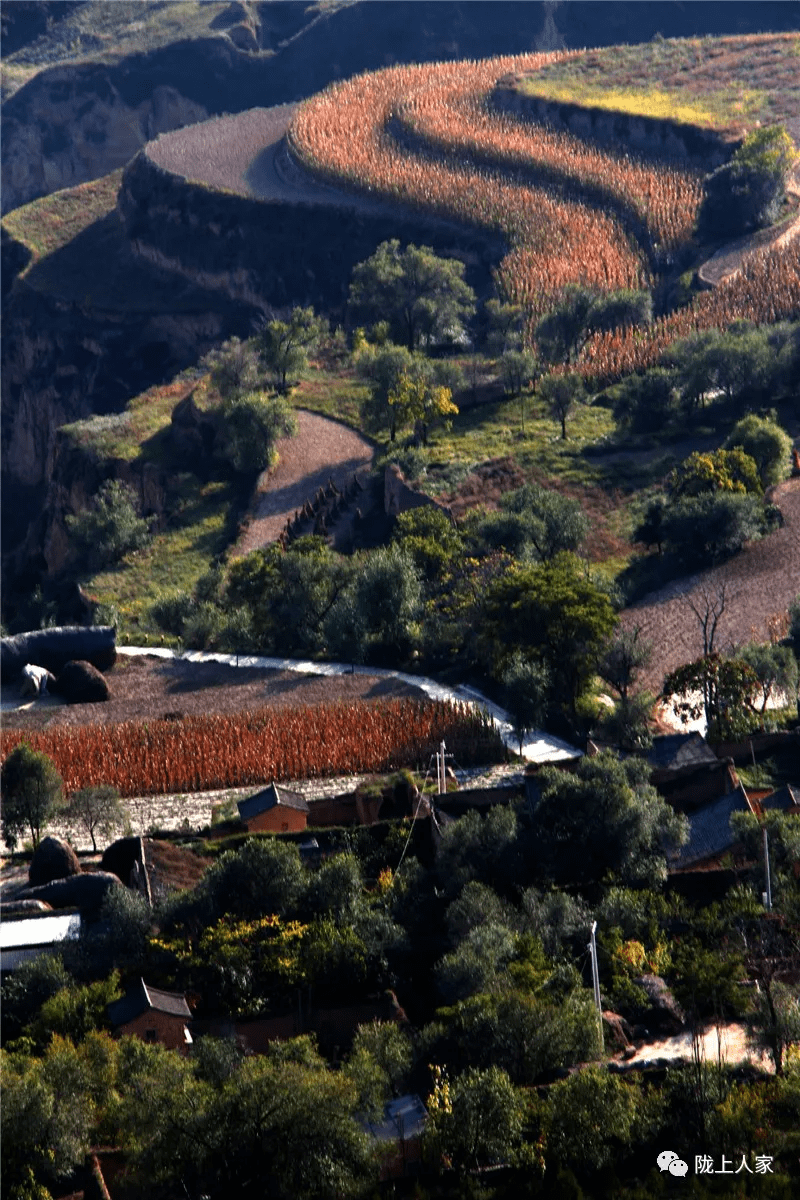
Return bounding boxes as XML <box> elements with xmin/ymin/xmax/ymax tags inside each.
<box><xmin>513</xmin><ymin>33</ymin><xmax>800</xmax><ymax>135</ymax></box>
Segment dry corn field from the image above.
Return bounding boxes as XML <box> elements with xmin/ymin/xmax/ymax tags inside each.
<box><xmin>289</xmin><ymin>52</ymin><xmax>800</xmax><ymax>379</ymax></box>
<box><xmin>0</xmin><ymin>699</ymin><xmax>504</xmax><ymax>797</ymax></box>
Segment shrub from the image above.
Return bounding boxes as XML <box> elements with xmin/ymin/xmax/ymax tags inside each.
<box><xmin>65</xmin><ymin>480</ymin><xmax>150</xmax><ymax>570</ymax></box>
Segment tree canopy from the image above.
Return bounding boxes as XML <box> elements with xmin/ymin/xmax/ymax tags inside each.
<box><xmin>349</xmin><ymin>240</ymin><xmax>476</xmax><ymax>351</ymax></box>
<box><xmin>1</xmin><ymin>744</ymin><xmax>63</xmax><ymax>850</ymax></box>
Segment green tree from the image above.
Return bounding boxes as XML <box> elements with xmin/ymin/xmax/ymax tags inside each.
<box><xmin>699</xmin><ymin>125</ymin><xmax>797</xmax><ymax>237</ymax></box>
<box><xmin>599</xmin><ymin>626</ymin><xmax>653</xmax><ymax>703</ymax></box>
<box><xmin>0</xmin><ymin>954</ymin><xmax>72</xmax><ymax>1047</ymax></box>
<box><xmin>387</xmin><ymin>368</ymin><xmax>458</xmax><ymax>445</ymax></box>
<box><xmin>204</xmin><ymin>336</ymin><xmax>261</xmax><ymax>399</ymax></box>
<box><xmin>539</xmin><ymin>372</ymin><xmax>585</xmax><ymax>439</ymax></box>
<box><xmin>324</xmin><ymin>545</ymin><xmax>421</xmax><ymax>665</ymax></box>
<box><xmin>427</xmin><ymin>1065</ymin><xmax>523</xmax><ymax>1174</ymax></box>
<box><xmin>532</xmin><ymin>751</ymin><xmax>688</xmax><ymax>888</ymax></box>
<box><xmin>737</xmin><ymin>641</ymin><xmax>798</xmax><ymax>716</ymax></box>
<box><xmin>391</xmin><ymin>505</ymin><xmax>461</xmax><ymax>580</ymax></box>
<box><xmin>66</xmin><ymin>480</ymin><xmax>150</xmax><ymax>570</ymax></box>
<box><xmin>485</xmin><ymin>297</ymin><xmax>526</xmax><ymax>354</ymax></box>
<box><xmin>258</xmin><ymin>306</ymin><xmax>328</xmax><ymax>392</ymax></box>
<box><xmin>1</xmin><ymin>744</ymin><xmax>63</xmax><ymax>851</ymax></box>
<box><xmin>660</xmin><ymin>491</ymin><xmax>766</xmax><ymax>566</ymax></box>
<box><xmin>346</xmin><ymin>1021</ymin><xmax>412</xmax><ymax>1116</ymax></box>
<box><xmin>545</xmin><ymin>1067</ymin><xmax>652</xmax><ymax>1175</ymax></box>
<box><xmin>217</xmin><ymin>392</ymin><xmax>297</xmax><ymax>476</ymax></box>
<box><xmin>599</xmin><ymin>692</ymin><xmax>655</xmax><ymax>753</ymax></box>
<box><xmin>349</xmin><ymin>239</ymin><xmax>476</xmax><ymax>351</ymax></box>
<box><xmin>64</xmin><ymin>785</ymin><xmax>128</xmax><ymax>853</ymax></box>
<box><xmin>612</xmin><ymin>367</ymin><xmax>679</xmax><ymax>434</ymax></box>
<box><xmin>501</xmin><ymin>653</ymin><xmax>551</xmax><ymax>754</ymax></box>
<box><xmin>663</xmin><ymin>653</ymin><xmax>759</xmax><ymax>741</ymax></box>
<box><xmin>724</xmin><ymin>413</ymin><xmax>792</xmax><ymax>488</ymax></box>
<box><xmin>499</xmin><ymin>483</ymin><xmax>589</xmax><ymax>561</ymax></box>
<box><xmin>535</xmin><ymin>285</ymin><xmax>596</xmax><ymax>364</ymax></box>
<box><xmin>483</xmin><ymin>553</ymin><xmax>617</xmax><ymax>716</ymax></box>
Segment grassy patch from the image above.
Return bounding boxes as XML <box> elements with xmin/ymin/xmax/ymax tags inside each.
<box><xmin>292</xmin><ymin>362</ymin><xmax>370</xmax><ymax>428</ymax></box>
<box><xmin>85</xmin><ymin>477</ymin><xmax>237</xmax><ymax>644</ymax></box>
<box><xmin>515</xmin><ymin>33</ymin><xmax>800</xmax><ymax>134</ymax></box>
<box><xmin>2</xmin><ymin>171</ymin><xmax>122</xmax><ymax>260</ymax></box>
<box><xmin>61</xmin><ymin>375</ymin><xmax>211</xmax><ymax>464</ymax></box>
<box><xmin>419</xmin><ymin>392</ymin><xmax>618</xmax><ymax>489</ymax></box>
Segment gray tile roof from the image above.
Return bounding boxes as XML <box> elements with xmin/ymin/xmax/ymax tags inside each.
<box><xmin>761</xmin><ymin>784</ymin><xmax>800</xmax><ymax>812</ymax></box>
<box><xmin>107</xmin><ymin>978</ymin><xmax>191</xmax><ymax>1027</ymax></box>
<box><xmin>237</xmin><ymin>782</ymin><xmax>310</xmax><ymax>822</ymax></box>
<box><xmin>671</xmin><ymin>786</ymin><xmax>753</xmax><ymax>869</ymax></box>
<box><xmin>648</xmin><ymin>733</ymin><xmax>719</xmax><ymax>772</ymax></box>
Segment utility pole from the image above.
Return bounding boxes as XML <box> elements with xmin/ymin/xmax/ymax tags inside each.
<box><xmin>763</xmin><ymin>827</ymin><xmax>772</xmax><ymax>911</ymax></box>
<box><xmin>589</xmin><ymin>920</ymin><xmax>604</xmax><ymax>1054</ymax></box>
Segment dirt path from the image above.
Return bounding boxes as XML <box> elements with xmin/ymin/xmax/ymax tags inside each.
<box><xmin>147</xmin><ymin>105</ymin><xmax>402</xmax><ymax>217</ymax></box>
<box><xmin>233</xmin><ymin>409</ymin><xmax>374</xmax><ymax>555</ymax></box>
<box><xmin>621</xmin><ymin>478</ymin><xmax>800</xmax><ymax>694</ymax></box>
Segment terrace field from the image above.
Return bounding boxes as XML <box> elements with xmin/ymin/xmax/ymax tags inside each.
<box><xmin>512</xmin><ymin>33</ymin><xmax>800</xmax><ymax>136</ymax></box>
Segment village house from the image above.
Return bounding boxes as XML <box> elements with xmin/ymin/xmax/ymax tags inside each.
<box><xmin>237</xmin><ymin>782</ymin><xmax>310</xmax><ymax>833</ymax></box>
<box><xmin>107</xmin><ymin>978</ymin><xmax>193</xmax><ymax>1052</ymax></box>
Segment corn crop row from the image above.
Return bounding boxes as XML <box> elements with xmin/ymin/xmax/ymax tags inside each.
<box><xmin>1</xmin><ymin>700</ymin><xmax>504</xmax><ymax>797</ymax></box>
<box><xmin>290</xmin><ymin>54</ymin><xmax>649</xmax><ymax>315</ymax></box>
<box><xmin>290</xmin><ymin>53</ymin><xmax>799</xmax><ymax>380</ymax></box>
<box><xmin>392</xmin><ymin>62</ymin><xmax>702</xmax><ymax>257</ymax></box>
<box><xmin>580</xmin><ymin>238</ymin><xmax>800</xmax><ymax>383</ymax></box>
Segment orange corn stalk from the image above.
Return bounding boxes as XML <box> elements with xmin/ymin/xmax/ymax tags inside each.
<box><xmin>1</xmin><ymin>700</ymin><xmax>504</xmax><ymax>797</ymax></box>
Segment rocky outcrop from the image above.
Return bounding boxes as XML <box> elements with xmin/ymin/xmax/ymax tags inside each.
<box><xmin>384</xmin><ymin>463</ymin><xmax>454</xmax><ymax>522</ymax></box>
<box><xmin>18</xmin><ymin>870</ymin><xmax>121</xmax><ymax>912</ymax></box>
<box><xmin>29</xmin><ymin>836</ymin><xmax>81</xmax><ymax>888</ymax></box>
<box><xmin>2</xmin><ymin>69</ymin><xmax>208</xmax><ymax>212</ymax></box>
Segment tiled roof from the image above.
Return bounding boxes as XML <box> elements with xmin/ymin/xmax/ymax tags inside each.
<box><xmin>237</xmin><ymin>782</ymin><xmax>310</xmax><ymax>822</ymax></box>
<box><xmin>760</xmin><ymin>784</ymin><xmax>800</xmax><ymax>812</ymax></box>
<box><xmin>671</xmin><ymin>786</ymin><xmax>753</xmax><ymax>869</ymax></box>
<box><xmin>648</xmin><ymin>733</ymin><xmax>719</xmax><ymax>772</ymax></box>
<box><xmin>108</xmin><ymin>978</ymin><xmax>191</xmax><ymax>1027</ymax></box>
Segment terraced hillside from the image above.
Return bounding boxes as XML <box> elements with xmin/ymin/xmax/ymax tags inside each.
<box><xmin>288</xmin><ymin>43</ymin><xmax>800</xmax><ymax>380</ymax></box>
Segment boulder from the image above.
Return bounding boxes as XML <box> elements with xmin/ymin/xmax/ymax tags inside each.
<box><xmin>54</xmin><ymin>660</ymin><xmax>110</xmax><ymax>704</ymax></box>
<box><xmin>19</xmin><ymin>871</ymin><xmax>121</xmax><ymax>912</ymax></box>
<box><xmin>1</xmin><ymin>626</ymin><xmax>116</xmax><ymax>682</ymax></box>
<box><xmin>633</xmin><ymin>973</ymin><xmax>686</xmax><ymax>1035</ymax></box>
<box><xmin>29</xmin><ymin>836</ymin><xmax>81</xmax><ymax>887</ymax></box>
<box><xmin>101</xmin><ymin>836</ymin><xmax>143</xmax><ymax>885</ymax></box>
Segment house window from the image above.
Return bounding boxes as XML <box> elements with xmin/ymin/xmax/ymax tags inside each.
<box><xmin>281</xmin><ymin>821</ymin><xmax>289</xmax><ymax>831</ymax></box>
<box><xmin>145</xmin><ymin>1029</ymin><xmax>157</xmax><ymax>1042</ymax></box>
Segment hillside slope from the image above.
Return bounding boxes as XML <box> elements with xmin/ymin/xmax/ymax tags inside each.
<box><xmin>4</xmin><ymin>0</ymin><xmax>800</xmax><ymax>211</ymax></box>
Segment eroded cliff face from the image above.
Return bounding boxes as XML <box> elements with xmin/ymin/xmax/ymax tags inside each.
<box><xmin>1</xmin><ymin>284</ymin><xmax>249</xmax><ymax>581</ymax></box>
<box><xmin>2</xmin><ymin>69</ymin><xmax>208</xmax><ymax>212</ymax></box>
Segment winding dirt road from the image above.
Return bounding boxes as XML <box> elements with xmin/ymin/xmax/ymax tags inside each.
<box><xmin>233</xmin><ymin>409</ymin><xmax>374</xmax><ymax>556</ymax></box>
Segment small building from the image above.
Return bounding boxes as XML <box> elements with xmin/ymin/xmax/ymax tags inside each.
<box><xmin>237</xmin><ymin>782</ymin><xmax>310</xmax><ymax>833</ymax></box>
<box><xmin>0</xmin><ymin>910</ymin><xmax>81</xmax><ymax>974</ymax></box>
<box><xmin>647</xmin><ymin>732</ymin><xmax>738</xmax><ymax>811</ymax></box>
<box><xmin>362</xmin><ymin>1094</ymin><xmax>428</xmax><ymax>1180</ymax></box>
<box><xmin>107</xmin><ymin>978</ymin><xmax>192</xmax><ymax>1052</ymax></box>
<box><xmin>669</xmin><ymin>784</ymin><xmax>756</xmax><ymax>871</ymax></box>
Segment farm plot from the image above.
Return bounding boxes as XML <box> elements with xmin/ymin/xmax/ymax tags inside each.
<box><xmin>622</xmin><ymin>478</ymin><xmax>800</xmax><ymax>695</ymax></box>
<box><xmin>0</xmin><ymin>697</ymin><xmax>504</xmax><ymax>797</ymax></box>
